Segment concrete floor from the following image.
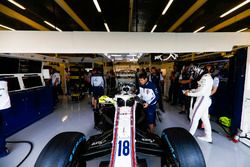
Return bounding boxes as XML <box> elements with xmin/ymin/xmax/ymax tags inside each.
<box><xmin>0</xmin><ymin>95</ymin><xmax>250</xmax><ymax>167</ymax></box>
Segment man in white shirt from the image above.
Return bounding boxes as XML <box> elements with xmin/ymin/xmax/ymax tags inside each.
<box><xmin>51</xmin><ymin>68</ymin><xmax>61</xmax><ymax>103</ymax></box>
<box><xmin>0</xmin><ymin>81</ymin><xmax>11</xmax><ymax>157</ymax></box>
<box><xmin>209</xmin><ymin>73</ymin><xmax>220</xmax><ymax>116</ymax></box>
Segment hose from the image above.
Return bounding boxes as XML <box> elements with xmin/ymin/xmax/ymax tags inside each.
<box><xmin>6</xmin><ymin>140</ymin><xmax>33</xmax><ymax>167</ymax></box>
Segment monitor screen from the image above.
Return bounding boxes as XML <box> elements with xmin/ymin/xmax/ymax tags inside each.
<box><xmin>0</xmin><ymin>57</ymin><xmax>19</xmax><ymax>74</ymax></box>
<box><xmin>22</xmin><ymin>75</ymin><xmax>43</xmax><ymax>88</ymax></box>
<box><xmin>0</xmin><ymin>76</ymin><xmax>21</xmax><ymax>91</ymax></box>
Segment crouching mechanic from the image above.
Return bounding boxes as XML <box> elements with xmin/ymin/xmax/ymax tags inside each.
<box><xmin>184</xmin><ymin>65</ymin><xmax>214</xmax><ymax>143</ymax></box>
<box><xmin>137</xmin><ymin>72</ymin><xmax>159</xmax><ymax>134</ymax></box>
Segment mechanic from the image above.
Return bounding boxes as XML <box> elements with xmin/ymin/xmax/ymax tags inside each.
<box><xmin>167</xmin><ymin>64</ymin><xmax>180</xmax><ymax>105</ymax></box>
<box><xmin>50</xmin><ymin>68</ymin><xmax>61</xmax><ymax>103</ymax></box>
<box><xmin>178</xmin><ymin>64</ymin><xmax>192</xmax><ymax>115</ymax></box>
<box><xmin>91</xmin><ymin>68</ymin><xmax>105</xmax><ymax>129</ymax></box>
<box><xmin>0</xmin><ymin>81</ymin><xmax>11</xmax><ymax>157</ymax></box>
<box><xmin>138</xmin><ymin>72</ymin><xmax>159</xmax><ymax>134</ymax></box>
<box><xmin>184</xmin><ymin>65</ymin><xmax>214</xmax><ymax>143</ymax></box>
<box><xmin>149</xmin><ymin>67</ymin><xmax>165</xmax><ymax>112</ymax></box>
<box><xmin>209</xmin><ymin>70</ymin><xmax>220</xmax><ymax>116</ymax></box>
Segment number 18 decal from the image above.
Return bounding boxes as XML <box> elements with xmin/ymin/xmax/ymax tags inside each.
<box><xmin>118</xmin><ymin>140</ymin><xmax>130</xmax><ymax>156</ymax></box>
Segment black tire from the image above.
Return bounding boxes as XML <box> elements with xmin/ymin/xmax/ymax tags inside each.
<box><xmin>161</xmin><ymin>127</ymin><xmax>206</xmax><ymax>167</ymax></box>
<box><xmin>136</xmin><ymin>103</ymin><xmax>147</xmax><ymax>129</ymax></box>
<box><xmin>137</xmin><ymin>159</ymin><xmax>148</xmax><ymax>167</ymax></box>
<box><xmin>99</xmin><ymin>161</ymin><xmax>109</xmax><ymax>167</ymax></box>
<box><xmin>35</xmin><ymin>132</ymin><xmax>86</xmax><ymax>167</ymax></box>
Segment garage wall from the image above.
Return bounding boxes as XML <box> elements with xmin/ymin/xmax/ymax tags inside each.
<box><xmin>0</xmin><ymin>31</ymin><xmax>249</xmax><ymax>53</ymax></box>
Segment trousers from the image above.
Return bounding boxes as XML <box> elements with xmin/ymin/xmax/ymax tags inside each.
<box><xmin>189</xmin><ymin>96</ymin><xmax>212</xmax><ymax>138</ymax></box>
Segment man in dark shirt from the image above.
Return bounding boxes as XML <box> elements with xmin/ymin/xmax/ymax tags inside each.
<box><xmin>90</xmin><ymin>68</ymin><xmax>105</xmax><ymax>129</ymax></box>
<box><xmin>179</xmin><ymin>65</ymin><xmax>192</xmax><ymax>115</ymax></box>
<box><xmin>149</xmin><ymin>67</ymin><xmax>164</xmax><ymax>112</ymax></box>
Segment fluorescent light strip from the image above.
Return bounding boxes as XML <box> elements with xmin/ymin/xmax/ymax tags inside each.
<box><xmin>55</xmin><ymin>27</ymin><xmax>62</xmax><ymax>32</ymax></box>
<box><xmin>0</xmin><ymin>24</ymin><xmax>15</xmax><ymax>31</ymax></box>
<box><xmin>162</xmin><ymin>0</ymin><xmax>174</xmax><ymax>15</ymax></box>
<box><xmin>236</xmin><ymin>27</ymin><xmax>248</xmax><ymax>32</ymax></box>
<box><xmin>104</xmin><ymin>23</ymin><xmax>110</xmax><ymax>32</ymax></box>
<box><xmin>7</xmin><ymin>0</ymin><xmax>26</xmax><ymax>10</ymax></box>
<box><xmin>44</xmin><ymin>21</ymin><xmax>62</xmax><ymax>32</ymax></box>
<box><xmin>193</xmin><ymin>26</ymin><xmax>205</xmax><ymax>33</ymax></box>
<box><xmin>151</xmin><ymin>25</ymin><xmax>157</xmax><ymax>32</ymax></box>
<box><xmin>220</xmin><ymin>0</ymin><xmax>250</xmax><ymax>18</ymax></box>
<box><xmin>93</xmin><ymin>0</ymin><xmax>102</xmax><ymax>12</ymax></box>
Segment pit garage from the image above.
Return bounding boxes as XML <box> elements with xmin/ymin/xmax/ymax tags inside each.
<box><xmin>0</xmin><ymin>1</ymin><xmax>250</xmax><ymax>167</ymax></box>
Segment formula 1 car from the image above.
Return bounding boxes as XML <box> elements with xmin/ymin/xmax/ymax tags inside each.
<box><xmin>35</xmin><ymin>83</ymin><xmax>206</xmax><ymax>167</ymax></box>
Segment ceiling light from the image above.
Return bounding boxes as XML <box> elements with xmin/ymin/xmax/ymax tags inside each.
<box><xmin>151</xmin><ymin>25</ymin><xmax>157</xmax><ymax>32</ymax></box>
<box><xmin>93</xmin><ymin>0</ymin><xmax>102</xmax><ymax>12</ymax></box>
<box><xmin>44</xmin><ymin>21</ymin><xmax>62</xmax><ymax>32</ymax></box>
<box><xmin>55</xmin><ymin>27</ymin><xmax>62</xmax><ymax>32</ymax></box>
<box><xmin>236</xmin><ymin>27</ymin><xmax>248</xmax><ymax>32</ymax></box>
<box><xmin>220</xmin><ymin>0</ymin><xmax>250</xmax><ymax>18</ymax></box>
<box><xmin>104</xmin><ymin>23</ymin><xmax>110</xmax><ymax>32</ymax></box>
<box><xmin>7</xmin><ymin>0</ymin><xmax>26</xmax><ymax>10</ymax></box>
<box><xmin>193</xmin><ymin>26</ymin><xmax>205</xmax><ymax>33</ymax></box>
<box><xmin>0</xmin><ymin>24</ymin><xmax>15</xmax><ymax>31</ymax></box>
<box><xmin>162</xmin><ymin>0</ymin><xmax>174</xmax><ymax>15</ymax></box>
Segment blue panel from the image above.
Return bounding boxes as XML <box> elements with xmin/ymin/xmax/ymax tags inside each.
<box><xmin>230</xmin><ymin>48</ymin><xmax>247</xmax><ymax>136</ymax></box>
<box><xmin>2</xmin><ymin>91</ymin><xmax>27</xmax><ymax>136</ymax></box>
<box><xmin>1</xmin><ymin>86</ymin><xmax>54</xmax><ymax>137</ymax></box>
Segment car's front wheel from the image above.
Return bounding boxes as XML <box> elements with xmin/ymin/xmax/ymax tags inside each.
<box><xmin>35</xmin><ymin>132</ymin><xmax>86</xmax><ymax>167</ymax></box>
<box><xmin>161</xmin><ymin>127</ymin><xmax>206</xmax><ymax>167</ymax></box>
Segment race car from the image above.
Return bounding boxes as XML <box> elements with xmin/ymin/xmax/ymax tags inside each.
<box><xmin>35</xmin><ymin>82</ymin><xmax>206</xmax><ymax>167</ymax></box>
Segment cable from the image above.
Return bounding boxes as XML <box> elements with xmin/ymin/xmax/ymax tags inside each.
<box><xmin>238</xmin><ymin>135</ymin><xmax>250</xmax><ymax>140</ymax></box>
<box><xmin>218</xmin><ymin>123</ymin><xmax>231</xmax><ymax>136</ymax></box>
<box><xmin>6</xmin><ymin>141</ymin><xmax>33</xmax><ymax>167</ymax></box>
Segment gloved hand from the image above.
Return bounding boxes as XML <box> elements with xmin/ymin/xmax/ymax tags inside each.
<box><xmin>134</xmin><ymin>95</ymin><xmax>141</xmax><ymax>102</ymax></box>
<box><xmin>134</xmin><ymin>96</ymin><xmax>145</xmax><ymax>104</ymax></box>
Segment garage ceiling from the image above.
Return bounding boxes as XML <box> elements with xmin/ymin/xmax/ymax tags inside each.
<box><xmin>0</xmin><ymin>0</ymin><xmax>249</xmax><ymax>32</ymax></box>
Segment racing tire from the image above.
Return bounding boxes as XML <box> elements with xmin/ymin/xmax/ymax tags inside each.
<box><xmin>161</xmin><ymin>127</ymin><xmax>206</xmax><ymax>167</ymax></box>
<box><xmin>35</xmin><ymin>132</ymin><xmax>86</xmax><ymax>167</ymax></box>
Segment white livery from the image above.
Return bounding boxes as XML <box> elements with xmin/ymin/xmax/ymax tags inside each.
<box><xmin>110</xmin><ymin>94</ymin><xmax>137</xmax><ymax>167</ymax></box>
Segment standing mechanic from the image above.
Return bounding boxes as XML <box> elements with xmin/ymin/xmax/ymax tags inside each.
<box><xmin>138</xmin><ymin>72</ymin><xmax>159</xmax><ymax>134</ymax></box>
<box><xmin>149</xmin><ymin>67</ymin><xmax>165</xmax><ymax>112</ymax></box>
<box><xmin>91</xmin><ymin>68</ymin><xmax>105</xmax><ymax>129</ymax></box>
<box><xmin>184</xmin><ymin>65</ymin><xmax>214</xmax><ymax>143</ymax></box>
<box><xmin>0</xmin><ymin>81</ymin><xmax>11</xmax><ymax>157</ymax></box>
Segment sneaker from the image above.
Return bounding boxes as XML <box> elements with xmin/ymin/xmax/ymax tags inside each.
<box><xmin>197</xmin><ymin>136</ymin><xmax>213</xmax><ymax>143</ymax></box>
<box><xmin>93</xmin><ymin>108</ymin><xmax>99</xmax><ymax>113</ymax></box>
<box><xmin>94</xmin><ymin>125</ymin><xmax>100</xmax><ymax>130</ymax></box>
<box><xmin>160</xmin><ymin>109</ymin><xmax>165</xmax><ymax>113</ymax></box>
<box><xmin>179</xmin><ymin>111</ymin><xmax>186</xmax><ymax>114</ymax></box>
<box><xmin>94</xmin><ymin>125</ymin><xmax>103</xmax><ymax>132</ymax></box>
<box><xmin>0</xmin><ymin>147</ymin><xmax>9</xmax><ymax>158</ymax></box>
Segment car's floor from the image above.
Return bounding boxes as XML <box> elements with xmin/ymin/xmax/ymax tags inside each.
<box><xmin>0</xmin><ymin>95</ymin><xmax>250</xmax><ymax>167</ymax></box>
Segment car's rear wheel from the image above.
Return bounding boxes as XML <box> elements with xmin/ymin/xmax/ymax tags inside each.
<box><xmin>35</xmin><ymin>132</ymin><xmax>86</xmax><ymax>167</ymax></box>
<box><xmin>161</xmin><ymin>127</ymin><xmax>206</xmax><ymax>167</ymax></box>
